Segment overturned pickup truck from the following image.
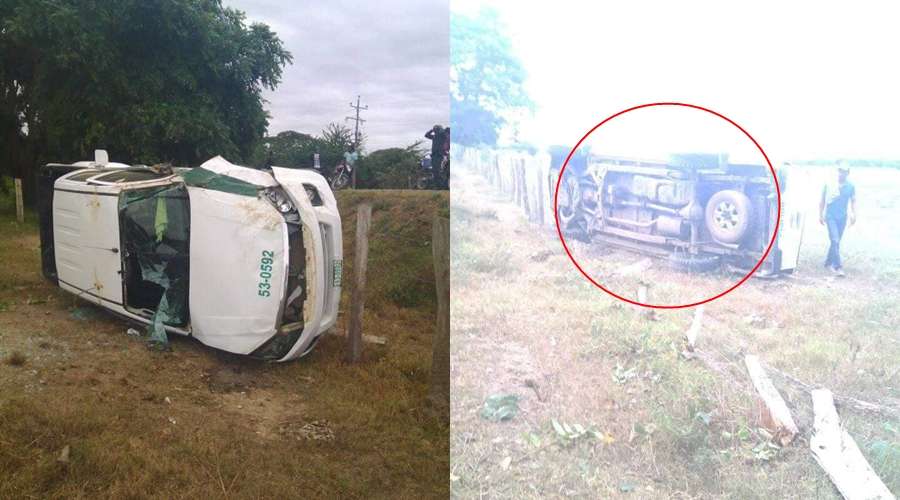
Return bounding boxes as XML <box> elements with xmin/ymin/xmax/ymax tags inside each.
<box><xmin>38</xmin><ymin>151</ymin><xmax>342</xmax><ymax>361</ymax></box>
<box><xmin>555</xmin><ymin>153</ymin><xmax>804</xmax><ymax>276</ymax></box>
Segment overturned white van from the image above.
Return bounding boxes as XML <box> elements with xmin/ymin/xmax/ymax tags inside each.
<box><xmin>38</xmin><ymin>152</ymin><xmax>342</xmax><ymax>361</ymax></box>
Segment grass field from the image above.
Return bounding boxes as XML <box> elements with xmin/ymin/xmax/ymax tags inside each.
<box><xmin>0</xmin><ymin>184</ymin><xmax>449</xmax><ymax>499</ymax></box>
<box><xmin>450</xmin><ymin>163</ymin><xmax>900</xmax><ymax>498</ymax></box>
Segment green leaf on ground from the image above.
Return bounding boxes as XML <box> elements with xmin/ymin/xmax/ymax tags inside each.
<box><xmin>480</xmin><ymin>394</ymin><xmax>520</xmax><ymax>422</ymax></box>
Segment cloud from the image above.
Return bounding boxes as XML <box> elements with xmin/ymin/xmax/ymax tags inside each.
<box><xmin>225</xmin><ymin>0</ymin><xmax>448</xmax><ymax>151</ymax></box>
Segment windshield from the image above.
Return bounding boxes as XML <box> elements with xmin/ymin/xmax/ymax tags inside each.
<box><xmin>118</xmin><ymin>185</ymin><xmax>190</xmax><ymax>327</ymax></box>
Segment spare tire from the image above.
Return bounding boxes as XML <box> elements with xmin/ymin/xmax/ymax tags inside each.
<box><xmin>668</xmin><ymin>252</ymin><xmax>721</xmax><ymax>273</ymax></box>
<box><xmin>705</xmin><ymin>190</ymin><xmax>752</xmax><ymax>244</ymax></box>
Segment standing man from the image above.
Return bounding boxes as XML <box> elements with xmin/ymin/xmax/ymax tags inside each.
<box><xmin>425</xmin><ymin>125</ymin><xmax>448</xmax><ymax>188</ymax></box>
<box><xmin>819</xmin><ymin>163</ymin><xmax>856</xmax><ymax>276</ymax></box>
<box><xmin>344</xmin><ymin>146</ymin><xmax>359</xmax><ymax>188</ymax></box>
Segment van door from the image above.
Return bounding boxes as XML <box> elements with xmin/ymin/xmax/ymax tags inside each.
<box><xmin>53</xmin><ymin>189</ymin><xmax>124</xmax><ymax>305</ymax></box>
<box><xmin>777</xmin><ymin>197</ymin><xmax>805</xmax><ymax>272</ymax></box>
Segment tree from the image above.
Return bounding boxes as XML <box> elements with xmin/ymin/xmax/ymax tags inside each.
<box><xmin>450</xmin><ymin>8</ymin><xmax>532</xmax><ymax>147</ymax></box>
<box><xmin>320</xmin><ymin>122</ymin><xmax>355</xmax><ymax>151</ymax></box>
<box><xmin>249</xmin><ymin>130</ymin><xmax>319</xmax><ymax>169</ymax></box>
<box><xmin>0</xmin><ymin>0</ymin><xmax>291</xmax><ymax>202</ymax></box>
<box><xmin>318</xmin><ymin>122</ymin><xmax>362</xmax><ymax>175</ymax></box>
<box><xmin>356</xmin><ymin>143</ymin><xmax>425</xmax><ymax>189</ymax></box>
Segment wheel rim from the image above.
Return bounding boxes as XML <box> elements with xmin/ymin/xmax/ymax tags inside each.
<box><xmin>713</xmin><ymin>201</ymin><xmax>740</xmax><ymax>230</ymax></box>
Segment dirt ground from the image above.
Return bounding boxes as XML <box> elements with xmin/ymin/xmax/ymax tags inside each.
<box><xmin>450</xmin><ymin>164</ymin><xmax>899</xmax><ymax>499</ymax></box>
<box><xmin>0</xmin><ymin>189</ymin><xmax>449</xmax><ymax>499</ymax></box>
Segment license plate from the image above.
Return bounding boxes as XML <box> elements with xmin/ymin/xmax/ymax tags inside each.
<box><xmin>332</xmin><ymin>260</ymin><xmax>343</xmax><ymax>287</ymax></box>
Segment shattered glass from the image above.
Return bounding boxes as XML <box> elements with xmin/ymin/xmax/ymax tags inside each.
<box><xmin>119</xmin><ymin>185</ymin><xmax>191</xmax><ymax>347</ymax></box>
<box><xmin>181</xmin><ymin>167</ymin><xmax>260</xmax><ymax>197</ymax></box>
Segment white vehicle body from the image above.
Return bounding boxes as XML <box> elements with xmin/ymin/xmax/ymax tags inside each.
<box><xmin>39</xmin><ymin>152</ymin><xmax>342</xmax><ymax>361</ymax></box>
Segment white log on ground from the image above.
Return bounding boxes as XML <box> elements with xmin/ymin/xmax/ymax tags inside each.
<box><xmin>810</xmin><ymin>389</ymin><xmax>895</xmax><ymax>500</ymax></box>
<box><xmin>616</xmin><ymin>257</ymin><xmax>653</xmax><ymax>277</ymax></box>
<box><xmin>744</xmin><ymin>355</ymin><xmax>799</xmax><ymax>445</ymax></box>
<box><xmin>685</xmin><ymin>305</ymin><xmax>705</xmax><ymax>350</ymax></box>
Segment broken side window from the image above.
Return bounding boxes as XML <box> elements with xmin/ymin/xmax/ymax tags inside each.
<box><xmin>119</xmin><ymin>185</ymin><xmax>190</xmax><ymax>343</ymax></box>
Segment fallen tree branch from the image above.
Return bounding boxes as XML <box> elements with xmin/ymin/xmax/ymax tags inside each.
<box><xmin>744</xmin><ymin>355</ymin><xmax>799</xmax><ymax>446</ymax></box>
<box><xmin>763</xmin><ymin>362</ymin><xmax>900</xmax><ymax>420</ymax></box>
<box><xmin>685</xmin><ymin>305</ymin><xmax>704</xmax><ymax>351</ymax></box>
<box><xmin>810</xmin><ymin>389</ymin><xmax>894</xmax><ymax>500</ymax></box>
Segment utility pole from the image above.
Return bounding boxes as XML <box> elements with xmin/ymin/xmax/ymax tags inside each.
<box><xmin>345</xmin><ymin>95</ymin><xmax>367</xmax><ymax>188</ymax></box>
<box><xmin>345</xmin><ymin>95</ymin><xmax>367</xmax><ymax>150</ymax></box>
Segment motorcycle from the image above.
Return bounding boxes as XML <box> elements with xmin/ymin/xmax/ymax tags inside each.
<box><xmin>329</xmin><ymin>161</ymin><xmax>352</xmax><ymax>190</ymax></box>
<box><xmin>415</xmin><ymin>153</ymin><xmax>449</xmax><ymax>190</ymax></box>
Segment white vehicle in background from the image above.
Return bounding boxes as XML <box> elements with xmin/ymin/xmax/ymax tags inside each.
<box><xmin>38</xmin><ymin>151</ymin><xmax>343</xmax><ymax>361</ymax></box>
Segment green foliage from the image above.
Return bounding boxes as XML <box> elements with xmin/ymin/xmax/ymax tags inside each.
<box><xmin>250</xmin><ymin>130</ymin><xmax>319</xmax><ymax>169</ymax></box>
<box><xmin>319</xmin><ymin>122</ymin><xmax>360</xmax><ymax>175</ymax></box>
<box><xmin>450</xmin><ymin>8</ymin><xmax>532</xmax><ymax>146</ymax></box>
<box><xmin>0</xmin><ymin>0</ymin><xmax>291</xmax><ymax>175</ymax></box>
<box><xmin>356</xmin><ymin>144</ymin><xmax>424</xmax><ymax>189</ymax></box>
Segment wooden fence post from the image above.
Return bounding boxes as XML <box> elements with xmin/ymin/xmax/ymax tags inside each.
<box><xmin>428</xmin><ymin>216</ymin><xmax>450</xmax><ymax>411</ymax></box>
<box><xmin>345</xmin><ymin>203</ymin><xmax>372</xmax><ymax>363</ymax></box>
<box><xmin>15</xmin><ymin>178</ymin><xmax>24</xmax><ymax>223</ymax></box>
<box><xmin>535</xmin><ymin>166</ymin><xmax>545</xmax><ymax>225</ymax></box>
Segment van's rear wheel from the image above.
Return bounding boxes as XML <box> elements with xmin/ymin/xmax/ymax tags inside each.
<box><xmin>705</xmin><ymin>190</ymin><xmax>752</xmax><ymax>244</ymax></box>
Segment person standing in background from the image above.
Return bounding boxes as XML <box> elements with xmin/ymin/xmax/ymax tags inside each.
<box><xmin>425</xmin><ymin>125</ymin><xmax>449</xmax><ymax>189</ymax></box>
<box><xmin>819</xmin><ymin>163</ymin><xmax>857</xmax><ymax>277</ymax></box>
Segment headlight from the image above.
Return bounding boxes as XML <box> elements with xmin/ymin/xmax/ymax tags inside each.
<box><xmin>265</xmin><ymin>188</ymin><xmax>294</xmax><ymax>213</ymax></box>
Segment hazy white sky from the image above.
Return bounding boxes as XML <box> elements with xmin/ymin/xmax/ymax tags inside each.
<box><xmin>226</xmin><ymin>0</ymin><xmax>448</xmax><ymax>151</ymax></box>
<box><xmin>452</xmin><ymin>0</ymin><xmax>900</xmax><ymax>162</ymax></box>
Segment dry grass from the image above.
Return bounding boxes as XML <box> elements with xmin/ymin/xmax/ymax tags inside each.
<box><xmin>0</xmin><ymin>188</ymin><xmax>448</xmax><ymax>499</ymax></box>
<box><xmin>450</xmin><ymin>165</ymin><xmax>900</xmax><ymax>498</ymax></box>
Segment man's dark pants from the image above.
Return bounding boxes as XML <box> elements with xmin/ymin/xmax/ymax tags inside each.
<box><xmin>824</xmin><ymin>216</ymin><xmax>847</xmax><ymax>269</ymax></box>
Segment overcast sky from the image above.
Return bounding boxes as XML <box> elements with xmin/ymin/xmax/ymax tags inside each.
<box><xmin>225</xmin><ymin>0</ymin><xmax>448</xmax><ymax>151</ymax></box>
<box><xmin>452</xmin><ymin>0</ymin><xmax>900</xmax><ymax>163</ymax></box>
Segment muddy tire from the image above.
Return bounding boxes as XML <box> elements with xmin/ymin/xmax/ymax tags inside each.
<box><xmin>668</xmin><ymin>252</ymin><xmax>721</xmax><ymax>273</ymax></box>
<box><xmin>705</xmin><ymin>190</ymin><xmax>752</xmax><ymax>244</ymax></box>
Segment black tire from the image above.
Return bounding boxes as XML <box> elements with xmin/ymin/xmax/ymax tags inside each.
<box><xmin>705</xmin><ymin>189</ymin><xmax>752</xmax><ymax>244</ymax></box>
<box><xmin>556</xmin><ymin>174</ymin><xmax>579</xmax><ymax>227</ymax></box>
<box><xmin>331</xmin><ymin>172</ymin><xmax>350</xmax><ymax>190</ymax></box>
<box><xmin>668</xmin><ymin>252</ymin><xmax>721</xmax><ymax>273</ymax></box>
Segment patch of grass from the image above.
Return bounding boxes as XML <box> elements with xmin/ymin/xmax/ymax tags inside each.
<box><xmin>337</xmin><ymin>190</ymin><xmax>447</xmax><ymax>312</ymax></box>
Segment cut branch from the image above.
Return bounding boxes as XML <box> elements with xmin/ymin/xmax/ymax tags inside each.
<box><xmin>810</xmin><ymin>389</ymin><xmax>894</xmax><ymax>500</ymax></box>
<box><xmin>744</xmin><ymin>355</ymin><xmax>799</xmax><ymax>446</ymax></box>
